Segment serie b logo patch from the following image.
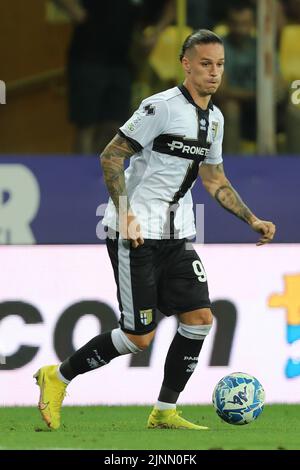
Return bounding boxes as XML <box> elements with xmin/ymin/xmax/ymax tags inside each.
<box><xmin>140</xmin><ymin>309</ymin><xmax>153</xmax><ymax>325</ymax></box>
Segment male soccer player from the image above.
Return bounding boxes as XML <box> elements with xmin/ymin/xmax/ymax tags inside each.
<box><xmin>34</xmin><ymin>30</ymin><xmax>275</xmax><ymax>430</ymax></box>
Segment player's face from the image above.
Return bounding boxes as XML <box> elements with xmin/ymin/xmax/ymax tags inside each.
<box><xmin>183</xmin><ymin>43</ymin><xmax>225</xmax><ymax>96</ymax></box>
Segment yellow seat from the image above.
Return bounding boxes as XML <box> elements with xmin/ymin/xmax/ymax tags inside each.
<box><xmin>213</xmin><ymin>23</ymin><xmax>256</xmax><ymax>37</ymax></box>
<box><xmin>280</xmin><ymin>25</ymin><xmax>300</xmax><ymax>83</ymax></box>
<box><xmin>213</xmin><ymin>24</ymin><xmax>229</xmax><ymax>37</ymax></box>
<box><xmin>149</xmin><ymin>25</ymin><xmax>192</xmax><ymax>81</ymax></box>
<box><xmin>46</xmin><ymin>1</ymin><xmax>70</xmax><ymax>23</ymax></box>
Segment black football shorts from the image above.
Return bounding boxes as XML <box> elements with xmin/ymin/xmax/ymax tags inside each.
<box><xmin>106</xmin><ymin>236</ymin><xmax>211</xmax><ymax>335</ymax></box>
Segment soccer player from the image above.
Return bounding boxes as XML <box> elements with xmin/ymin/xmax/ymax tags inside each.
<box><xmin>34</xmin><ymin>30</ymin><xmax>276</xmax><ymax>430</ymax></box>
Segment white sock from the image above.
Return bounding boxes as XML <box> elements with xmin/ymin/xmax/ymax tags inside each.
<box><xmin>57</xmin><ymin>365</ymin><xmax>71</xmax><ymax>385</ymax></box>
<box><xmin>155</xmin><ymin>400</ymin><xmax>176</xmax><ymax>411</ymax></box>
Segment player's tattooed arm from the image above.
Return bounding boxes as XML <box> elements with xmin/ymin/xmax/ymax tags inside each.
<box><xmin>199</xmin><ymin>163</ymin><xmax>276</xmax><ymax>245</ymax></box>
<box><xmin>100</xmin><ymin>134</ymin><xmax>135</xmax><ymax>212</ymax></box>
<box><xmin>199</xmin><ymin>163</ymin><xmax>256</xmax><ymax>224</ymax></box>
<box><xmin>215</xmin><ymin>184</ymin><xmax>256</xmax><ymax>224</ymax></box>
<box><xmin>101</xmin><ymin>134</ymin><xmax>144</xmax><ymax>248</ymax></box>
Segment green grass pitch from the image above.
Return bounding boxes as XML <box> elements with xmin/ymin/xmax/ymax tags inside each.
<box><xmin>0</xmin><ymin>405</ymin><xmax>299</xmax><ymax>450</ymax></box>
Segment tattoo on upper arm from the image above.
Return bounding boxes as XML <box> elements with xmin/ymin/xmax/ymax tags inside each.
<box><xmin>215</xmin><ymin>184</ymin><xmax>253</xmax><ymax>224</ymax></box>
<box><xmin>101</xmin><ymin>134</ymin><xmax>135</xmax><ymax>161</ymax></box>
<box><xmin>100</xmin><ymin>135</ymin><xmax>135</xmax><ymax>211</ymax></box>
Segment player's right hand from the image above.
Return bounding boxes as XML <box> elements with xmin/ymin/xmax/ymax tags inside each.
<box><xmin>119</xmin><ymin>212</ymin><xmax>144</xmax><ymax>249</ymax></box>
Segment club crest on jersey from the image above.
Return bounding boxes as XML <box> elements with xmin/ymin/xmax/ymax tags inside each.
<box><xmin>208</xmin><ymin>121</ymin><xmax>219</xmax><ymax>143</ymax></box>
<box><xmin>211</xmin><ymin>121</ymin><xmax>219</xmax><ymax>137</ymax></box>
<box><xmin>140</xmin><ymin>309</ymin><xmax>153</xmax><ymax>325</ymax></box>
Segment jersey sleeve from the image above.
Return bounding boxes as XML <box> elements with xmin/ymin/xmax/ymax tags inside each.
<box><xmin>203</xmin><ymin>111</ymin><xmax>224</xmax><ymax>165</ymax></box>
<box><xmin>119</xmin><ymin>98</ymin><xmax>170</xmax><ymax>150</ymax></box>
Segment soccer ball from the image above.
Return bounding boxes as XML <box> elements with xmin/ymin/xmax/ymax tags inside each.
<box><xmin>212</xmin><ymin>372</ymin><xmax>265</xmax><ymax>425</ymax></box>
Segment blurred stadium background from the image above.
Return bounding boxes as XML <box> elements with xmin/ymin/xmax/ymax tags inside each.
<box><xmin>1</xmin><ymin>0</ymin><xmax>300</xmax><ymax>449</ymax></box>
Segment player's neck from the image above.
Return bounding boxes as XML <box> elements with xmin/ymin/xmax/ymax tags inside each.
<box><xmin>182</xmin><ymin>80</ymin><xmax>211</xmax><ymax>110</ymax></box>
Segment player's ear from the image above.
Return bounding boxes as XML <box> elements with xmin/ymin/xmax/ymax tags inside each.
<box><xmin>181</xmin><ymin>56</ymin><xmax>191</xmax><ymax>74</ymax></box>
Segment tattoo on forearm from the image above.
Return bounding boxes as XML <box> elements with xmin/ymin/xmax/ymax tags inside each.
<box><xmin>214</xmin><ymin>184</ymin><xmax>254</xmax><ymax>224</ymax></box>
<box><xmin>100</xmin><ymin>135</ymin><xmax>134</xmax><ymax>211</ymax></box>
<box><xmin>215</xmin><ymin>163</ymin><xmax>225</xmax><ymax>173</ymax></box>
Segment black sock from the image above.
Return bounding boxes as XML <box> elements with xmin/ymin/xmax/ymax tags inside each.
<box><xmin>60</xmin><ymin>332</ymin><xmax>120</xmax><ymax>381</ymax></box>
<box><xmin>158</xmin><ymin>332</ymin><xmax>204</xmax><ymax>404</ymax></box>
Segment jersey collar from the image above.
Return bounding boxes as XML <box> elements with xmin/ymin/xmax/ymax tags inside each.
<box><xmin>178</xmin><ymin>84</ymin><xmax>214</xmax><ymax>112</ymax></box>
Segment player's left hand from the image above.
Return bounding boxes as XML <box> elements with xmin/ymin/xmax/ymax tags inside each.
<box><xmin>250</xmin><ymin>219</ymin><xmax>276</xmax><ymax>246</ymax></box>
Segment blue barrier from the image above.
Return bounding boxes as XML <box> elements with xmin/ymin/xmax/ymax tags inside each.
<box><xmin>0</xmin><ymin>155</ymin><xmax>298</xmax><ymax>244</ymax></box>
